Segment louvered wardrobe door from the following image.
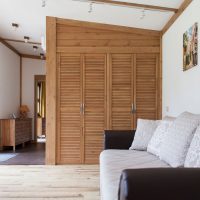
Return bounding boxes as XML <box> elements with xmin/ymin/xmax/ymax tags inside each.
<box><xmin>84</xmin><ymin>54</ymin><xmax>106</xmax><ymax>164</ymax></box>
<box><xmin>110</xmin><ymin>54</ymin><xmax>134</xmax><ymax>130</ymax></box>
<box><xmin>57</xmin><ymin>54</ymin><xmax>83</xmax><ymax>164</ymax></box>
<box><xmin>135</xmin><ymin>54</ymin><xmax>158</xmax><ymax>121</ymax></box>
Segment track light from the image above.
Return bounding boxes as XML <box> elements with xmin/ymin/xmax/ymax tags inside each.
<box><xmin>33</xmin><ymin>46</ymin><xmax>38</xmax><ymax>52</ymax></box>
<box><xmin>42</xmin><ymin>0</ymin><xmax>46</xmax><ymax>7</ymax></box>
<box><xmin>24</xmin><ymin>36</ymin><xmax>30</xmax><ymax>43</ymax></box>
<box><xmin>140</xmin><ymin>9</ymin><xmax>146</xmax><ymax>20</ymax></box>
<box><xmin>88</xmin><ymin>2</ymin><xmax>93</xmax><ymax>13</ymax></box>
<box><xmin>12</xmin><ymin>23</ymin><xmax>19</xmax><ymax>31</ymax></box>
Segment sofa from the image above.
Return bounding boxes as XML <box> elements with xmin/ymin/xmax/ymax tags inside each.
<box><xmin>100</xmin><ymin>112</ymin><xmax>200</xmax><ymax>200</ymax></box>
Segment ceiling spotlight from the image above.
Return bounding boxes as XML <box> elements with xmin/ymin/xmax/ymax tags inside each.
<box><xmin>33</xmin><ymin>46</ymin><xmax>38</xmax><ymax>52</ymax></box>
<box><xmin>24</xmin><ymin>36</ymin><xmax>30</xmax><ymax>43</ymax></box>
<box><xmin>12</xmin><ymin>23</ymin><xmax>19</xmax><ymax>31</ymax></box>
<box><xmin>42</xmin><ymin>0</ymin><xmax>46</xmax><ymax>7</ymax></box>
<box><xmin>88</xmin><ymin>2</ymin><xmax>93</xmax><ymax>13</ymax></box>
<box><xmin>40</xmin><ymin>53</ymin><xmax>45</xmax><ymax>59</ymax></box>
<box><xmin>140</xmin><ymin>9</ymin><xmax>146</xmax><ymax>20</ymax></box>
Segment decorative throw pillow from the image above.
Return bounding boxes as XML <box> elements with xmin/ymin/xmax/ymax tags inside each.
<box><xmin>159</xmin><ymin>112</ymin><xmax>200</xmax><ymax>168</ymax></box>
<box><xmin>129</xmin><ymin>119</ymin><xmax>159</xmax><ymax>151</ymax></box>
<box><xmin>185</xmin><ymin>126</ymin><xmax>200</xmax><ymax>167</ymax></box>
<box><xmin>147</xmin><ymin>119</ymin><xmax>174</xmax><ymax>157</ymax></box>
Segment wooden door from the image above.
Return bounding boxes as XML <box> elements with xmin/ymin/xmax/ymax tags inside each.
<box><xmin>134</xmin><ymin>54</ymin><xmax>159</xmax><ymax>122</ymax></box>
<box><xmin>57</xmin><ymin>53</ymin><xmax>83</xmax><ymax>164</ymax></box>
<box><xmin>109</xmin><ymin>54</ymin><xmax>134</xmax><ymax>130</ymax></box>
<box><xmin>83</xmin><ymin>54</ymin><xmax>106</xmax><ymax>164</ymax></box>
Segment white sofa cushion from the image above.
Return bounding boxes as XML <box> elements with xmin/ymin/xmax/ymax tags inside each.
<box><xmin>147</xmin><ymin>119</ymin><xmax>174</xmax><ymax>156</ymax></box>
<box><xmin>160</xmin><ymin>112</ymin><xmax>200</xmax><ymax>167</ymax></box>
<box><xmin>129</xmin><ymin>119</ymin><xmax>159</xmax><ymax>151</ymax></box>
<box><xmin>185</xmin><ymin>126</ymin><xmax>200</xmax><ymax>167</ymax></box>
<box><xmin>100</xmin><ymin>150</ymin><xmax>169</xmax><ymax>200</ymax></box>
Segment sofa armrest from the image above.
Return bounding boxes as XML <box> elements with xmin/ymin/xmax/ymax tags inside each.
<box><xmin>104</xmin><ymin>130</ymin><xmax>135</xmax><ymax>150</ymax></box>
<box><xmin>119</xmin><ymin>168</ymin><xmax>200</xmax><ymax>200</ymax></box>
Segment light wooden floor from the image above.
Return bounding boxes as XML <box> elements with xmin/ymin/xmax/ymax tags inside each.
<box><xmin>0</xmin><ymin>165</ymin><xmax>100</xmax><ymax>200</ymax></box>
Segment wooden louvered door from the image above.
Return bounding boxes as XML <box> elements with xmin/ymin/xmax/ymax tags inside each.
<box><xmin>83</xmin><ymin>54</ymin><xmax>106</xmax><ymax>164</ymax></box>
<box><xmin>109</xmin><ymin>54</ymin><xmax>134</xmax><ymax>130</ymax></box>
<box><xmin>134</xmin><ymin>54</ymin><xmax>159</xmax><ymax>122</ymax></box>
<box><xmin>57</xmin><ymin>53</ymin><xmax>83</xmax><ymax>164</ymax></box>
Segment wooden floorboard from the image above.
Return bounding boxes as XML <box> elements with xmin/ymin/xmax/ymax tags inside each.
<box><xmin>0</xmin><ymin>165</ymin><xmax>100</xmax><ymax>200</ymax></box>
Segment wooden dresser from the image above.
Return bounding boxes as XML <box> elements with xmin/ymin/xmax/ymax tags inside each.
<box><xmin>0</xmin><ymin>118</ymin><xmax>32</xmax><ymax>151</ymax></box>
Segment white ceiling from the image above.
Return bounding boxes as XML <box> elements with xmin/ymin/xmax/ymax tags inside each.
<box><xmin>0</xmin><ymin>0</ymin><xmax>184</xmax><ymax>56</ymax></box>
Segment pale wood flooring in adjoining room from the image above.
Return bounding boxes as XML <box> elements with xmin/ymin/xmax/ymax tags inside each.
<box><xmin>0</xmin><ymin>165</ymin><xmax>100</xmax><ymax>200</ymax></box>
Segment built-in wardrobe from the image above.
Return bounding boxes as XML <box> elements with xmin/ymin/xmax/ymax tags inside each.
<box><xmin>46</xmin><ymin>17</ymin><xmax>161</xmax><ymax>165</ymax></box>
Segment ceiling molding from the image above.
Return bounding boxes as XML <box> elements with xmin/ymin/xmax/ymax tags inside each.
<box><xmin>21</xmin><ymin>54</ymin><xmax>46</xmax><ymax>60</ymax></box>
<box><xmin>162</xmin><ymin>0</ymin><xmax>193</xmax><ymax>35</ymax></box>
<box><xmin>79</xmin><ymin>0</ymin><xmax>178</xmax><ymax>12</ymax></box>
<box><xmin>0</xmin><ymin>37</ymin><xmax>20</xmax><ymax>56</ymax></box>
<box><xmin>56</xmin><ymin>17</ymin><xmax>161</xmax><ymax>36</ymax></box>
<box><xmin>2</xmin><ymin>38</ymin><xmax>41</xmax><ymax>45</ymax></box>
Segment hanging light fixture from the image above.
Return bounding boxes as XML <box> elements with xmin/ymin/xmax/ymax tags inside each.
<box><xmin>42</xmin><ymin>0</ymin><xmax>46</xmax><ymax>7</ymax></box>
<box><xmin>140</xmin><ymin>9</ymin><xmax>146</xmax><ymax>20</ymax></box>
<box><xmin>88</xmin><ymin>2</ymin><xmax>93</xmax><ymax>13</ymax></box>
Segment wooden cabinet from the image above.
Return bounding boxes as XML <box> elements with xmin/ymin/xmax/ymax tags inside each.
<box><xmin>109</xmin><ymin>54</ymin><xmax>134</xmax><ymax>130</ymax></box>
<box><xmin>57</xmin><ymin>54</ymin><xmax>106</xmax><ymax>164</ymax></box>
<box><xmin>0</xmin><ymin>118</ymin><xmax>32</xmax><ymax>151</ymax></box>
<box><xmin>84</xmin><ymin>54</ymin><xmax>106</xmax><ymax>164</ymax></box>
<box><xmin>46</xmin><ymin>18</ymin><xmax>161</xmax><ymax>164</ymax></box>
<box><xmin>57</xmin><ymin>52</ymin><xmax>159</xmax><ymax>164</ymax></box>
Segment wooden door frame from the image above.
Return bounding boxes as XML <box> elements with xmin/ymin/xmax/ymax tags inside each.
<box><xmin>34</xmin><ymin>75</ymin><xmax>46</xmax><ymax>143</ymax></box>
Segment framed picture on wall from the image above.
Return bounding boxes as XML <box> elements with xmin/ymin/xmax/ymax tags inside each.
<box><xmin>183</xmin><ymin>22</ymin><xmax>198</xmax><ymax>71</ymax></box>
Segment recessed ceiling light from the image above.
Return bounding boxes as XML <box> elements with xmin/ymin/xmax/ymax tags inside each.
<box><xmin>40</xmin><ymin>53</ymin><xmax>45</xmax><ymax>59</ymax></box>
<box><xmin>33</xmin><ymin>46</ymin><xmax>38</xmax><ymax>52</ymax></box>
<box><xmin>24</xmin><ymin>36</ymin><xmax>30</xmax><ymax>43</ymax></box>
<box><xmin>12</xmin><ymin>23</ymin><xmax>19</xmax><ymax>31</ymax></box>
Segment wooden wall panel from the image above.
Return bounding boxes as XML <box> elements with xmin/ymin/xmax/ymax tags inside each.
<box><xmin>56</xmin><ymin>24</ymin><xmax>160</xmax><ymax>48</ymax></box>
<box><xmin>110</xmin><ymin>54</ymin><xmax>133</xmax><ymax>130</ymax></box>
<box><xmin>135</xmin><ymin>54</ymin><xmax>158</xmax><ymax>120</ymax></box>
<box><xmin>58</xmin><ymin>54</ymin><xmax>82</xmax><ymax>164</ymax></box>
<box><xmin>84</xmin><ymin>54</ymin><xmax>106</xmax><ymax>164</ymax></box>
<box><xmin>46</xmin><ymin>17</ymin><xmax>57</xmax><ymax>165</ymax></box>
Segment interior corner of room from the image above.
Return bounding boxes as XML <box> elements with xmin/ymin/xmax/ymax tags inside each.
<box><xmin>0</xmin><ymin>40</ymin><xmax>46</xmax><ymax>165</ymax></box>
<box><xmin>0</xmin><ymin>0</ymin><xmax>200</xmax><ymax>199</ymax></box>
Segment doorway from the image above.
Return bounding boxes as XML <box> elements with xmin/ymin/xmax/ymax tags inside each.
<box><xmin>34</xmin><ymin>75</ymin><xmax>46</xmax><ymax>143</ymax></box>
<box><xmin>0</xmin><ymin>75</ymin><xmax>46</xmax><ymax>165</ymax></box>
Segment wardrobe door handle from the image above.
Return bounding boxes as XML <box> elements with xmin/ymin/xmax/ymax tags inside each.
<box><xmin>131</xmin><ymin>103</ymin><xmax>136</xmax><ymax>114</ymax></box>
<box><xmin>83</xmin><ymin>103</ymin><xmax>85</xmax><ymax>115</ymax></box>
<box><xmin>131</xmin><ymin>104</ymin><xmax>134</xmax><ymax>114</ymax></box>
<box><xmin>80</xmin><ymin>104</ymin><xmax>82</xmax><ymax>114</ymax></box>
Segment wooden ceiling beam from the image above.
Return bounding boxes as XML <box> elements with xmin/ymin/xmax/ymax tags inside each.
<box><xmin>21</xmin><ymin>54</ymin><xmax>46</xmax><ymax>60</ymax></box>
<box><xmin>89</xmin><ymin>0</ymin><xmax>178</xmax><ymax>12</ymax></box>
<box><xmin>0</xmin><ymin>37</ymin><xmax>20</xmax><ymax>56</ymax></box>
<box><xmin>162</xmin><ymin>0</ymin><xmax>193</xmax><ymax>35</ymax></box>
<box><xmin>2</xmin><ymin>38</ymin><xmax>41</xmax><ymax>45</ymax></box>
<box><xmin>0</xmin><ymin>37</ymin><xmax>45</xmax><ymax>60</ymax></box>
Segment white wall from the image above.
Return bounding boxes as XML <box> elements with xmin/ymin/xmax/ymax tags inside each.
<box><xmin>22</xmin><ymin>58</ymin><xmax>46</xmax><ymax>138</ymax></box>
<box><xmin>162</xmin><ymin>0</ymin><xmax>200</xmax><ymax>117</ymax></box>
<box><xmin>0</xmin><ymin>43</ymin><xmax>20</xmax><ymax>118</ymax></box>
